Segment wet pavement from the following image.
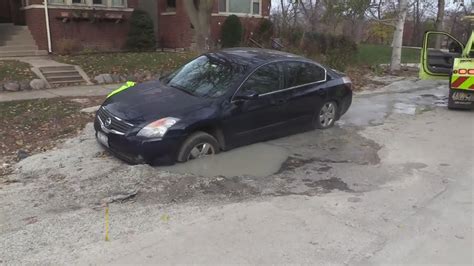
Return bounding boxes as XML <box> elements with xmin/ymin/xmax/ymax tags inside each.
<box><xmin>159</xmin><ymin>79</ymin><xmax>450</xmax><ymax>179</ymax></box>
<box><xmin>2</xmin><ymin>78</ymin><xmax>473</xmax><ymax>264</ymax></box>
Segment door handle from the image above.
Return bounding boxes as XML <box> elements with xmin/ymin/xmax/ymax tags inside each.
<box><xmin>272</xmin><ymin>99</ymin><xmax>287</xmax><ymax>105</ymax></box>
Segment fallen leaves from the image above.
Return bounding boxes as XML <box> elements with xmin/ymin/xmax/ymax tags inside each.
<box><xmin>0</xmin><ymin>96</ymin><xmax>105</xmax><ymax>174</ymax></box>
<box><xmin>56</xmin><ymin>52</ymin><xmax>196</xmax><ymax>78</ymax></box>
<box><xmin>0</xmin><ymin>60</ymin><xmax>36</xmax><ymax>82</ymax></box>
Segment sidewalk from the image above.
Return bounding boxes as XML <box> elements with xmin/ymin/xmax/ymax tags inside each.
<box><xmin>0</xmin><ymin>84</ymin><xmax>119</xmax><ymax>102</ymax></box>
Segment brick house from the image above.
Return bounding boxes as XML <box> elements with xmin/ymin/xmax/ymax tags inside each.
<box><xmin>154</xmin><ymin>0</ymin><xmax>271</xmax><ymax>48</ymax></box>
<box><xmin>0</xmin><ymin>0</ymin><xmax>270</xmax><ymax>55</ymax></box>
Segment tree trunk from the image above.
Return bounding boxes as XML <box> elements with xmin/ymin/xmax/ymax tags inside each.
<box><xmin>390</xmin><ymin>0</ymin><xmax>408</xmax><ymax>73</ymax></box>
<box><xmin>434</xmin><ymin>0</ymin><xmax>445</xmax><ymax>48</ymax></box>
<box><xmin>410</xmin><ymin>0</ymin><xmax>420</xmax><ymax>46</ymax></box>
<box><xmin>353</xmin><ymin>18</ymin><xmax>365</xmax><ymax>44</ymax></box>
<box><xmin>183</xmin><ymin>0</ymin><xmax>213</xmax><ymax>53</ymax></box>
<box><xmin>435</xmin><ymin>0</ymin><xmax>445</xmax><ymax>32</ymax></box>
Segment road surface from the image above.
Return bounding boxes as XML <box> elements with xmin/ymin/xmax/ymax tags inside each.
<box><xmin>0</xmin><ymin>79</ymin><xmax>472</xmax><ymax>264</ymax></box>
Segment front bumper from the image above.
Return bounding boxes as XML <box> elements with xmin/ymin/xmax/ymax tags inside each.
<box><xmin>94</xmin><ymin>119</ymin><xmax>183</xmax><ymax>165</ymax></box>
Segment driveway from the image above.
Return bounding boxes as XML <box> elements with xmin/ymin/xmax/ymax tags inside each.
<box><xmin>0</xmin><ymin>79</ymin><xmax>472</xmax><ymax>264</ymax></box>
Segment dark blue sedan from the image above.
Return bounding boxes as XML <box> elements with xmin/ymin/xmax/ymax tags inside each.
<box><xmin>94</xmin><ymin>48</ymin><xmax>353</xmax><ymax>165</ymax></box>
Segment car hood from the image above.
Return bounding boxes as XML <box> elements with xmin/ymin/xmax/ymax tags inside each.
<box><xmin>102</xmin><ymin>80</ymin><xmax>212</xmax><ymax>124</ymax></box>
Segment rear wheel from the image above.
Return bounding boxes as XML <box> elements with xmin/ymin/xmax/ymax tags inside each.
<box><xmin>177</xmin><ymin>132</ymin><xmax>220</xmax><ymax>162</ymax></box>
<box><xmin>313</xmin><ymin>101</ymin><xmax>337</xmax><ymax>129</ymax></box>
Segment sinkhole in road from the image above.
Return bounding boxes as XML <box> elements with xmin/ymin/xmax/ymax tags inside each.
<box><xmin>160</xmin><ymin>143</ymin><xmax>289</xmax><ymax>178</ymax></box>
<box><xmin>158</xmin><ymin>87</ymin><xmax>450</xmax><ymax>178</ymax></box>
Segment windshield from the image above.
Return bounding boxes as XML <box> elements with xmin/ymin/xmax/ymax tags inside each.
<box><xmin>163</xmin><ymin>55</ymin><xmax>243</xmax><ymax>98</ymax></box>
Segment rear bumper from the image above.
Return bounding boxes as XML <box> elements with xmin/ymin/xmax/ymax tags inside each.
<box><xmin>339</xmin><ymin>90</ymin><xmax>353</xmax><ymax>117</ymax></box>
<box><xmin>94</xmin><ymin>120</ymin><xmax>183</xmax><ymax>165</ymax></box>
<box><xmin>449</xmin><ymin>89</ymin><xmax>474</xmax><ymax>109</ymax></box>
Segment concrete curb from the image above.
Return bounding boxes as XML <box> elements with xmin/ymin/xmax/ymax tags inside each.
<box><xmin>0</xmin><ymin>83</ymin><xmax>119</xmax><ymax>102</ymax></box>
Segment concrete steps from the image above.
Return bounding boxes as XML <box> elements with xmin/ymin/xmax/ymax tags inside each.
<box><xmin>0</xmin><ymin>23</ymin><xmax>47</xmax><ymax>57</ymax></box>
<box><xmin>39</xmin><ymin>65</ymin><xmax>87</xmax><ymax>85</ymax></box>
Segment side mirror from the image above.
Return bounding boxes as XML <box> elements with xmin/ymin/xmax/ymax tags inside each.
<box><xmin>234</xmin><ymin>90</ymin><xmax>259</xmax><ymax>101</ymax></box>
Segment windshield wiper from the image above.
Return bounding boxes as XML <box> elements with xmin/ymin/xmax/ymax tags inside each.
<box><xmin>169</xmin><ymin>83</ymin><xmax>197</xmax><ymax>97</ymax></box>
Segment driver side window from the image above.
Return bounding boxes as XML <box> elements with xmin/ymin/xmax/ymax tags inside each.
<box><xmin>425</xmin><ymin>32</ymin><xmax>463</xmax><ymax>74</ymax></box>
<box><xmin>240</xmin><ymin>63</ymin><xmax>283</xmax><ymax>95</ymax></box>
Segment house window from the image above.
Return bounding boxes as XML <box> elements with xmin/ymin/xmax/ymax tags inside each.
<box><xmin>252</xmin><ymin>0</ymin><xmax>259</xmax><ymax>14</ymax></box>
<box><xmin>93</xmin><ymin>0</ymin><xmax>104</xmax><ymax>5</ymax></box>
<box><xmin>166</xmin><ymin>0</ymin><xmax>176</xmax><ymax>12</ymax></box>
<box><xmin>111</xmin><ymin>0</ymin><xmax>125</xmax><ymax>7</ymax></box>
<box><xmin>48</xmin><ymin>0</ymin><xmax>65</xmax><ymax>4</ymax></box>
<box><xmin>219</xmin><ymin>0</ymin><xmax>261</xmax><ymax>15</ymax></box>
<box><xmin>72</xmin><ymin>0</ymin><xmax>85</xmax><ymax>4</ymax></box>
<box><xmin>229</xmin><ymin>0</ymin><xmax>250</xmax><ymax>13</ymax></box>
<box><xmin>218</xmin><ymin>0</ymin><xmax>226</xmax><ymax>12</ymax></box>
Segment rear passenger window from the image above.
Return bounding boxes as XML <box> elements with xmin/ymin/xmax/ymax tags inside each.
<box><xmin>241</xmin><ymin>63</ymin><xmax>283</xmax><ymax>95</ymax></box>
<box><xmin>286</xmin><ymin>62</ymin><xmax>326</xmax><ymax>88</ymax></box>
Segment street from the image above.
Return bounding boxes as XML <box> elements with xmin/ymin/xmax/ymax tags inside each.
<box><xmin>0</xmin><ymin>79</ymin><xmax>472</xmax><ymax>264</ymax></box>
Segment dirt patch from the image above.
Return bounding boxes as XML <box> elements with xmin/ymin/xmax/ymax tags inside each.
<box><xmin>277</xmin><ymin>157</ymin><xmax>316</xmax><ymax>174</ymax></box>
<box><xmin>0</xmin><ymin>96</ymin><xmax>104</xmax><ymax>177</ymax></box>
<box><xmin>346</xmin><ymin>66</ymin><xmax>376</xmax><ymax>91</ymax></box>
<box><xmin>346</xmin><ymin>65</ymin><xmax>418</xmax><ymax>91</ymax></box>
<box><xmin>302</xmin><ymin>177</ymin><xmax>353</xmax><ymax>192</ymax></box>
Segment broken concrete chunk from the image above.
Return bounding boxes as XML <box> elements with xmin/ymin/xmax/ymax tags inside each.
<box><xmin>94</xmin><ymin>74</ymin><xmax>113</xmax><ymax>84</ymax></box>
<box><xmin>101</xmin><ymin>189</ymin><xmax>139</xmax><ymax>204</ymax></box>
<box><xmin>3</xmin><ymin>82</ymin><xmax>20</xmax><ymax>92</ymax></box>
<box><xmin>80</xmin><ymin>105</ymin><xmax>100</xmax><ymax>113</ymax></box>
<box><xmin>29</xmin><ymin>79</ymin><xmax>47</xmax><ymax>90</ymax></box>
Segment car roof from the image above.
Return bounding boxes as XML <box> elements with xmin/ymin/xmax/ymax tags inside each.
<box><xmin>208</xmin><ymin>48</ymin><xmax>307</xmax><ymax>68</ymax></box>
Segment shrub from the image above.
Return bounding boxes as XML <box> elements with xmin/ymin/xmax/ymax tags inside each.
<box><xmin>221</xmin><ymin>15</ymin><xmax>243</xmax><ymax>48</ymax></box>
<box><xmin>56</xmin><ymin>38</ymin><xmax>82</xmax><ymax>55</ymax></box>
<box><xmin>286</xmin><ymin>29</ymin><xmax>304</xmax><ymax>46</ymax></box>
<box><xmin>126</xmin><ymin>10</ymin><xmax>155</xmax><ymax>51</ymax></box>
<box><xmin>300</xmin><ymin>32</ymin><xmax>358</xmax><ymax>71</ymax></box>
<box><xmin>256</xmin><ymin>19</ymin><xmax>274</xmax><ymax>44</ymax></box>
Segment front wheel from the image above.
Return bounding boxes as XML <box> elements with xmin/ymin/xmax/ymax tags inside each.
<box><xmin>313</xmin><ymin>101</ymin><xmax>337</xmax><ymax>129</ymax></box>
<box><xmin>177</xmin><ymin>132</ymin><xmax>220</xmax><ymax>162</ymax></box>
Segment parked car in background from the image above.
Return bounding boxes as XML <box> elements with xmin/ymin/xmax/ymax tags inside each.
<box><xmin>94</xmin><ymin>48</ymin><xmax>353</xmax><ymax>165</ymax></box>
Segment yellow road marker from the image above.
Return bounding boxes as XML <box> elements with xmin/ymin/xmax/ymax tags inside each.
<box><xmin>105</xmin><ymin>204</ymin><xmax>110</xmax><ymax>241</ymax></box>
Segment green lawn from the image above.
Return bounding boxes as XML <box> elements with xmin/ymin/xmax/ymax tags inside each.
<box><xmin>0</xmin><ymin>60</ymin><xmax>35</xmax><ymax>81</ymax></box>
<box><xmin>56</xmin><ymin>52</ymin><xmax>196</xmax><ymax>77</ymax></box>
<box><xmin>356</xmin><ymin>44</ymin><xmax>421</xmax><ymax>66</ymax></box>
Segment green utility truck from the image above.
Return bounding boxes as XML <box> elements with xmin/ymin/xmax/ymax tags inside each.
<box><xmin>419</xmin><ymin>17</ymin><xmax>474</xmax><ymax>109</ymax></box>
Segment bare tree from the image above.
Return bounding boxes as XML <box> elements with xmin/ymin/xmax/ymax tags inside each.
<box><xmin>434</xmin><ymin>0</ymin><xmax>445</xmax><ymax>48</ymax></box>
<box><xmin>435</xmin><ymin>0</ymin><xmax>445</xmax><ymax>32</ymax></box>
<box><xmin>345</xmin><ymin>0</ymin><xmax>372</xmax><ymax>44</ymax></box>
<box><xmin>390</xmin><ymin>0</ymin><xmax>409</xmax><ymax>73</ymax></box>
<box><xmin>183</xmin><ymin>0</ymin><xmax>214</xmax><ymax>53</ymax></box>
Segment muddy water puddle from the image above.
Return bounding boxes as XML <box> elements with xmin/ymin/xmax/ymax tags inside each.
<box><xmin>161</xmin><ymin>87</ymin><xmax>445</xmax><ymax>180</ymax></box>
<box><xmin>161</xmin><ymin>143</ymin><xmax>289</xmax><ymax>178</ymax></box>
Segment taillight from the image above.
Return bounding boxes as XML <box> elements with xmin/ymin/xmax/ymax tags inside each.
<box><xmin>341</xmin><ymin>76</ymin><xmax>353</xmax><ymax>90</ymax></box>
<box><xmin>456</xmin><ymin>69</ymin><xmax>474</xmax><ymax>75</ymax></box>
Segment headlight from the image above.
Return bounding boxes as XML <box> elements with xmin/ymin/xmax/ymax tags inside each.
<box><xmin>137</xmin><ymin>117</ymin><xmax>180</xmax><ymax>138</ymax></box>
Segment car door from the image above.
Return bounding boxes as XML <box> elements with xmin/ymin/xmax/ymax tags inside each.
<box><xmin>284</xmin><ymin>61</ymin><xmax>327</xmax><ymax>125</ymax></box>
<box><xmin>222</xmin><ymin>62</ymin><xmax>290</xmax><ymax>146</ymax></box>
<box><xmin>420</xmin><ymin>31</ymin><xmax>464</xmax><ymax>80</ymax></box>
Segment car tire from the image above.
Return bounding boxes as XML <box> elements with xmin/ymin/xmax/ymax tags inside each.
<box><xmin>177</xmin><ymin>131</ymin><xmax>220</xmax><ymax>162</ymax></box>
<box><xmin>313</xmin><ymin>101</ymin><xmax>338</xmax><ymax>129</ymax></box>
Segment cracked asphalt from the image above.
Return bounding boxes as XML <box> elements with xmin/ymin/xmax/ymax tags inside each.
<box><xmin>0</xmin><ymin>79</ymin><xmax>473</xmax><ymax>264</ymax></box>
